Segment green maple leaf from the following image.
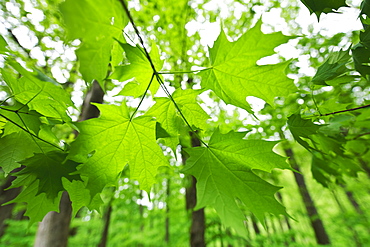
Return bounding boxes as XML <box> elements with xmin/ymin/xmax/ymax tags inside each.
<box><xmin>62</xmin><ymin>178</ymin><xmax>91</xmax><ymax>217</ymax></box>
<box><xmin>311</xmin><ymin>153</ymin><xmax>340</xmax><ymax>187</ymax></box>
<box><xmin>60</xmin><ymin>0</ymin><xmax>128</xmax><ymax>85</ymax></box>
<box><xmin>312</xmin><ymin>49</ymin><xmax>351</xmax><ymax>85</ymax></box>
<box><xmin>110</xmin><ymin>43</ymin><xmax>163</xmax><ymax>97</ymax></box>
<box><xmin>353</xmin><ymin>43</ymin><xmax>370</xmax><ymax>77</ymax></box>
<box><xmin>200</xmin><ymin>19</ymin><xmax>296</xmax><ymax>113</ymax></box>
<box><xmin>14</xmin><ymin>151</ymin><xmax>80</xmax><ymax>199</ymax></box>
<box><xmin>0</xmin><ymin>104</ymin><xmax>42</xmax><ymax>137</ymax></box>
<box><xmin>68</xmin><ymin>102</ymin><xmax>169</xmax><ymax>197</ymax></box>
<box><xmin>146</xmin><ymin>97</ymin><xmax>180</xmax><ymax>152</ymax></box>
<box><xmin>2</xmin><ymin>60</ymin><xmax>72</xmax><ymax>121</ymax></box>
<box><xmin>287</xmin><ymin>114</ymin><xmax>321</xmax><ymax>150</ymax></box>
<box><xmin>0</xmin><ymin>132</ymin><xmax>40</xmax><ymax>174</ymax></box>
<box><xmin>6</xmin><ymin>181</ymin><xmax>61</xmax><ymax>225</ymax></box>
<box><xmin>146</xmin><ymin>89</ymin><xmax>210</xmax><ymax>152</ymax></box>
<box><xmin>300</xmin><ymin>0</ymin><xmax>348</xmax><ymax>19</ymax></box>
<box><xmin>0</xmin><ymin>112</ymin><xmax>62</xmax><ymax>174</ymax></box>
<box><xmin>182</xmin><ymin>129</ymin><xmax>290</xmax><ymax>236</ymax></box>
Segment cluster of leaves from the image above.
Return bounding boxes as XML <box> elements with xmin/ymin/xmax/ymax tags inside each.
<box><xmin>0</xmin><ymin>0</ymin><xmax>369</xmax><ymax>237</ymax></box>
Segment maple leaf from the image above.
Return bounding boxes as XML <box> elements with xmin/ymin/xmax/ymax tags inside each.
<box><xmin>14</xmin><ymin>151</ymin><xmax>80</xmax><ymax>199</ymax></box>
<box><xmin>68</xmin><ymin>102</ymin><xmax>169</xmax><ymax>197</ymax></box>
<box><xmin>287</xmin><ymin>114</ymin><xmax>321</xmax><ymax>150</ymax></box>
<box><xmin>0</xmin><ymin>132</ymin><xmax>41</xmax><ymax>174</ymax></box>
<box><xmin>0</xmin><ymin>104</ymin><xmax>42</xmax><ymax>137</ymax></box>
<box><xmin>200</xmin><ymin>19</ymin><xmax>296</xmax><ymax>113</ymax></box>
<box><xmin>5</xmin><ymin>181</ymin><xmax>60</xmax><ymax>226</ymax></box>
<box><xmin>62</xmin><ymin>178</ymin><xmax>92</xmax><ymax>217</ymax></box>
<box><xmin>0</xmin><ymin>105</ymin><xmax>63</xmax><ymax>174</ymax></box>
<box><xmin>2</xmin><ymin>60</ymin><xmax>73</xmax><ymax>121</ymax></box>
<box><xmin>146</xmin><ymin>89</ymin><xmax>210</xmax><ymax>152</ymax></box>
<box><xmin>182</xmin><ymin>129</ymin><xmax>290</xmax><ymax>236</ymax></box>
<box><xmin>59</xmin><ymin>0</ymin><xmax>128</xmax><ymax>84</ymax></box>
<box><xmin>110</xmin><ymin>42</ymin><xmax>163</xmax><ymax>97</ymax></box>
<box><xmin>300</xmin><ymin>0</ymin><xmax>348</xmax><ymax>19</ymax></box>
<box><xmin>312</xmin><ymin>49</ymin><xmax>351</xmax><ymax>85</ymax></box>
<box><xmin>353</xmin><ymin>43</ymin><xmax>370</xmax><ymax>77</ymax></box>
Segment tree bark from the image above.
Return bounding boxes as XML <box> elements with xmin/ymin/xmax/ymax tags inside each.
<box><xmin>34</xmin><ymin>192</ymin><xmax>72</xmax><ymax>247</ymax></box>
<box><xmin>184</xmin><ymin>132</ymin><xmax>205</xmax><ymax>247</ymax></box>
<box><xmin>34</xmin><ymin>80</ymin><xmax>105</xmax><ymax>247</ymax></box>
<box><xmin>97</xmin><ymin>204</ymin><xmax>113</xmax><ymax>247</ymax></box>
<box><xmin>285</xmin><ymin>148</ymin><xmax>331</xmax><ymax>245</ymax></box>
<box><xmin>0</xmin><ymin>167</ymin><xmax>23</xmax><ymax>237</ymax></box>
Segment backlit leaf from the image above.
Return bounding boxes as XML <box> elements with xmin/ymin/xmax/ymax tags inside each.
<box><xmin>200</xmin><ymin>19</ymin><xmax>296</xmax><ymax>113</ymax></box>
<box><xmin>68</xmin><ymin>102</ymin><xmax>169</xmax><ymax>197</ymax></box>
<box><xmin>182</xmin><ymin>129</ymin><xmax>289</xmax><ymax>236</ymax></box>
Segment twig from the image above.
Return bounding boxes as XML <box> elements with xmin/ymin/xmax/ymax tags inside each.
<box><xmin>0</xmin><ymin>113</ymin><xmax>64</xmax><ymax>151</ymax></box>
<box><xmin>118</xmin><ymin>0</ymin><xmax>208</xmax><ymax>147</ymax></box>
<box><xmin>320</xmin><ymin>104</ymin><xmax>370</xmax><ymax>116</ymax></box>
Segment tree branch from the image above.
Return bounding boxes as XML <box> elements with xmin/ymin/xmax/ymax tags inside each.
<box><xmin>320</xmin><ymin>104</ymin><xmax>370</xmax><ymax>116</ymax></box>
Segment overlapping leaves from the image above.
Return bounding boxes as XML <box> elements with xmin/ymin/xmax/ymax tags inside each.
<box><xmin>60</xmin><ymin>0</ymin><xmax>128</xmax><ymax>85</ymax></box>
<box><xmin>147</xmin><ymin>89</ymin><xmax>210</xmax><ymax>152</ymax></box>
<box><xmin>68</xmin><ymin>102</ymin><xmax>169</xmax><ymax>196</ymax></box>
<box><xmin>110</xmin><ymin>42</ymin><xmax>163</xmax><ymax>97</ymax></box>
<box><xmin>183</xmin><ymin>129</ymin><xmax>290</xmax><ymax>236</ymax></box>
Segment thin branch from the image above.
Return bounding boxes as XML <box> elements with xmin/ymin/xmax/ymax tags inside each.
<box><xmin>0</xmin><ymin>113</ymin><xmax>64</xmax><ymax>151</ymax></box>
<box><xmin>118</xmin><ymin>0</ymin><xmax>208</xmax><ymax>147</ymax></box>
<box><xmin>353</xmin><ymin>131</ymin><xmax>370</xmax><ymax>140</ymax></box>
<box><xmin>320</xmin><ymin>104</ymin><xmax>370</xmax><ymax>116</ymax></box>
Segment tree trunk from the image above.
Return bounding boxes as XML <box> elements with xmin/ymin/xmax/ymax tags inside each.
<box><xmin>34</xmin><ymin>80</ymin><xmax>105</xmax><ymax>247</ymax></box>
<box><xmin>97</xmin><ymin>204</ymin><xmax>113</xmax><ymax>247</ymax></box>
<box><xmin>184</xmin><ymin>132</ymin><xmax>205</xmax><ymax>247</ymax></box>
<box><xmin>285</xmin><ymin>148</ymin><xmax>331</xmax><ymax>245</ymax></box>
<box><xmin>0</xmin><ymin>167</ymin><xmax>23</xmax><ymax>237</ymax></box>
<box><xmin>165</xmin><ymin>178</ymin><xmax>170</xmax><ymax>243</ymax></box>
<box><xmin>34</xmin><ymin>192</ymin><xmax>72</xmax><ymax>247</ymax></box>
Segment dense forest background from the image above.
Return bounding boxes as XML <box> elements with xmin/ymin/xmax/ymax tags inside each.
<box><xmin>0</xmin><ymin>0</ymin><xmax>370</xmax><ymax>246</ymax></box>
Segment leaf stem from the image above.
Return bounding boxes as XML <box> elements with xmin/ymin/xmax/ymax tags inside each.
<box><xmin>130</xmin><ymin>73</ymin><xmax>155</xmax><ymax>121</ymax></box>
<box><xmin>158</xmin><ymin>68</ymin><xmax>211</xmax><ymax>75</ymax></box>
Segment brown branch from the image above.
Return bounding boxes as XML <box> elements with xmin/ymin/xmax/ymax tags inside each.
<box><xmin>320</xmin><ymin>104</ymin><xmax>370</xmax><ymax>116</ymax></box>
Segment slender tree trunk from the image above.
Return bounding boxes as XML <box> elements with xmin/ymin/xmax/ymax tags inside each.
<box><xmin>184</xmin><ymin>132</ymin><xmax>205</xmax><ymax>247</ymax></box>
<box><xmin>165</xmin><ymin>178</ymin><xmax>170</xmax><ymax>243</ymax></box>
<box><xmin>0</xmin><ymin>167</ymin><xmax>22</xmax><ymax>237</ymax></box>
<box><xmin>284</xmin><ymin>148</ymin><xmax>330</xmax><ymax>245</ymax></box>
<box><xmin>98</xmin><ymin>204</ymin><xmax>113</xmax><ymax>247</ymax></box>
<box><xmin>34</xmin><ymin>80</ymin><xmax>105</xmax><ymax>247</ymax></box>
